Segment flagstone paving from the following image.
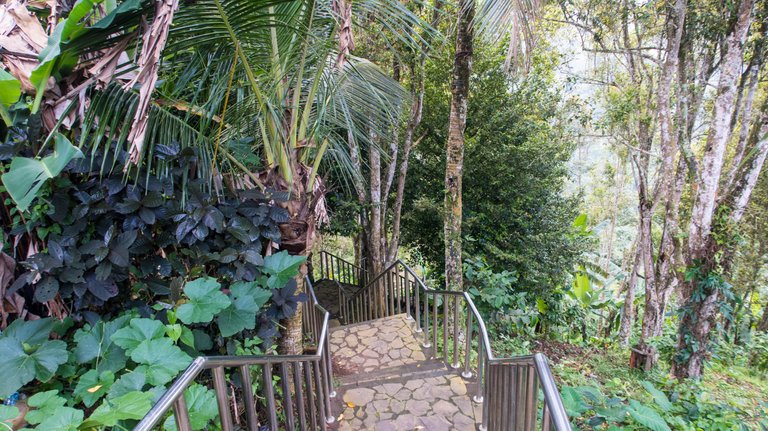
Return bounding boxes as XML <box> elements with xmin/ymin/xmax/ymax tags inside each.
<box><xmin>330</xmin><ymin>314</ymin><xmax>428</xmax><ymax>374</ymax></box>
<box><xmin>329</xmin><ymin>314</ymin><xmax>482</xmax><ymax>430</ymax></box>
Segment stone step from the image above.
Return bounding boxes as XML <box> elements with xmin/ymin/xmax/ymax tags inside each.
<box><xmin>337</xmin><ymin>359</ymin><xmax>449</xmax><ymax>387</ymax></box>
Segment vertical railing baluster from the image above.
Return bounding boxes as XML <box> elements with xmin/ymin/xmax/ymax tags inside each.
<box><xmin>414</xmin><ymin>276</ymin><xmax>421</xmax><ymax>332</ymax></box>
<box><xmin>423</xmin><ymin>288</ymin><xmax>430</xmax><ymax>347</ymax></box>
<box><xmin>325</xmin><ymin>335</ymin><xmax>336</xmax><ymax>397</ymax></box>
<box><xmin>388</xmin><ymin>270</ymin><xmax>395</xmax><ymax>316</ymax></box>
<box><xmin>173</xmin><ymin>394</ymin><xmax>192</xmax><ymax>431</ymax></box>
<box><xmin>453</xmin><ymin>295</ymin><xmax>460</xmax><ymax>368</ymax></box>
<box><xmin>463</xmin><ymin>310</ymin><xmax>473</xmax><ymax>378</ymax></box>
<box><xmin>304</xmin><ymin>361</ymin><xmax>318</xmax><ymax>431</ymax></box>
<box><xmin>291</xmin><ymin>362</ymin><xmax>309</xmax><ymax>431</ymax></box>
<box><xmin>239</xmin><ymin>365</ymin><xmax>258</xmax><ymax>431</ymax></box>
<box><xmin>475</xmin><ymin>346</ymin><xmax>485</xmax><ymax>402</ymax></box>
<box><xmin>432</xmin><ymin>294</ymin><xmax>438</xmax><ymax>353</ymax></box>
<box><xmin>263</xmin><ymin>364</ymin><xmax>279</xmax><ymax>431</ymax></box>
<box><xmin>443</xmin><ymin>294</ymin><xmax>449</xmax><ymax>365</ymax></box>
<box><xmin>542</xmin><ymin>402</ymin><xmax>552</xmax><ymax>431</ymax></box>
<box><xmin>212</xmin><ymin>367</ymin><xmax>233</xmax><ymax>431</ymax></box>
<box><xmin>280</xmin><ymin>363</ymin><xmax>295</xmax><ymax>430</ymax></box>
<box><xmin>312</xmin><ymin>361</ymin><xmax>328</xmax><ymax>431</ymax></box>
<box><xmin>526</xmin><ymin>364</ymin><xmax>538</xmax><ymax>430</ymax></box>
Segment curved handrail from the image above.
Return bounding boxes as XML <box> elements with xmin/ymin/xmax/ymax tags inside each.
<box><xmin>338</xmin><ymin>257</ymin><xmax>571</xmax><ymax>431</ymax></box>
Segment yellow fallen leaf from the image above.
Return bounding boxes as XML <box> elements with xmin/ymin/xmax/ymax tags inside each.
<box><xmin>346</xmin><ymin>402</ymin><xmax>355</xmax><ymax>408</ymax></box>
<box><xmin>87</xmin><ymin>385</ymin><xmax>102</xmax><ymax>393</ymax></box>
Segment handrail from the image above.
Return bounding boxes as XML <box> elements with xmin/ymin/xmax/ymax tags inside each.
<box><xmin>330</xmin><ymin>257</ymin><xmax>571</xmax><ymax>431</ymax></box>
<box><xmin>135</xmin><ymin>276</ymin><xmax>336</xmax><ymax>431</ymax></box>
<box><xmin>317</xmin><ymin>250</ymin><xmax>368</xmax><ymax>287</ymax></box>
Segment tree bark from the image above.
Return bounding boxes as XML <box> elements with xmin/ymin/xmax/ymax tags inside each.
<box><xmin>674</xmin><ymin>0</ymin><xmax>755</xmax><ymax>379</ymax></box>
<box><xmin>619</xmin><ymin>246</ymin><xmax>641</xmax><ymax>346</ymax></box>
<box><xmin>444</xmin><ymin>0</ymin><xmax>474</xmax><ymax>291</ymax></box>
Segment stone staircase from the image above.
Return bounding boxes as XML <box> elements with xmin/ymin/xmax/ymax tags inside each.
<box><xmin>328</xmin><ymin>315</ymin><xmax>481</xmax><ymax>430</ymax></box>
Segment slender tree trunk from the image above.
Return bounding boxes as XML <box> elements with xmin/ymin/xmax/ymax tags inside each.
<box><xmin>619</xmin><ymin>247</ymin><xmax>642</xmax><ymax>346</ymax></box>
<box><xmin>675</xmin><ymin>0</ymin><xmax>755</xmax><ymax>379</ymax></box>
<box><xmin>759</xmin><ymin>302</ymin><xmax>768</xmax><ymax>332</ymax></box>
<box><xmin>444</xmin><ymin>0</ymin><xmax>474</xmax><ymax>291</ymax></box>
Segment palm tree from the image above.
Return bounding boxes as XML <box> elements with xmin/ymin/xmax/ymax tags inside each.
<box><xmin>2</xmin><ymin>0</ymin><xmax>432</xmax><ymax>353</ymax></box>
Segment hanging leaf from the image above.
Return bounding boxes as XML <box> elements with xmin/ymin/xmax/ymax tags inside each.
<box><xmin>1</xmin><ymin>133</ymin><xmax>84</xmax><ymax>211</ymax></box>
<box><xmin>0</xmin><ymin>69</ymin><xmax>21</xmax><ymax>125</ymax></box>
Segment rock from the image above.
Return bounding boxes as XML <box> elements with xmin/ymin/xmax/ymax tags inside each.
<box><xmin>405</xmin><ymin>399</ymin><xmax>431</xmax><ymax>416</ymax></box>
<box><xmin>449</xmin><ymin>376</ymin><xmax>467</xmax><ymax>395</ymax></box>
<box><xmin>343</xmin><ymin>388</ymin><xmax>376</xmax><ymax>406</ymax></box>
<box><xmin>432</xmin><ymin>399</ymin><xmax>458</xmax><ymax>416</ymax></box>
<box><xmin>419</xmin><ymin>415</ymin><xmax>452</xmax><ymax>431</ymax></box>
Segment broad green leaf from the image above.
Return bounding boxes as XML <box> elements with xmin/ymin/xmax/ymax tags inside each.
<box><xmin>177</xmin><ymin>278</ymin><xmax>230</xmax><ymax>324</ymax></box>
<box><xmin>82</xmin><ymin>391</ymin><xmax>153</xmax><ymax>427</ymax></box>
<box><xmin>262</xmin><ymin>251</ymin><xmax>306</xmax><ymax>289</ymax></box>
<box><xmin>0</xmin><ymin>405</ymin><xmax>19</xmax><ymax>429</ymax></box>
<box><xmin>130</xmin><ymin>338</ymin><xmax>192</xmax><ymax>386</ymax></box>
<box><xmin>640</xmin><ymin>381</ymin><xmax>673</xmax><ymax>412</ymax></box>
<box><xmin>0</xmin><ymin>69</ymin><xmax>21</xmax><ymax>107</ymax></box>
<box><xmin>30</xmin><ymin>406</ymin><xmax>83</xmax><ymax>431</ymax></box>
<box><xmin>1</xmin><ymin>134</ymin><xmax>84</xmax><ymax>211</ymax></box>
<box><xmin>73</xmin><ymin>314</ymin><xmax>131</xmax><ymax>372</ymax></box>
<box><xmin>108</xmin><ymin>371</ymin><xmax>147</xmax><ymax>400</ymax></box>
<box><xmin>111</xmin><ymin>318</ymin><xmax>166</xmax><ymax>351</ymax></box>
<box><xmin>25</xmin><ymin>390</ymin><xmax>67</xmax><ymax>425</ymax></box>
<box><xmin>628</xmin><ymin>400</ymin><xmax>671</xmax><ymax>431</ymax></box>
<box><xmin>2</xmin><ymin>318</ymin><xmax>56</xmax><ymax>345</ymax></box>
<box><xmin>162</xmin><ymin>384</ymin><xmax>218</xmax><ymax>431</ymax></box>
<box><xmin>0</xmin><ymin>337</ymin><xmax>67</xmax><ymax>397</ymax></box>
<box><xmin>73</xmin><ymin>370</ymin><xmax>115</xmax><ymax>407</ymax></box>
<box><xmin>560</xmin><ymin>386</ymin><xmax>588</xmax><ymax>416</ymax></box>
<box><xmin>217</xmin><ymin>281</ymin><xmax>271</xmax><ymax>337</ymax></box>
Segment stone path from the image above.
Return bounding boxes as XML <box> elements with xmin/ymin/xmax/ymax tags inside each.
<box><xmin>330</xmin><ymin>315</ymin><xmax>427</xmax><ymax>374</ymax></box>
<box><xmin>330</xmin><ymin>314</ymin><xmax>482</xmax><ymax>430</ymax></box>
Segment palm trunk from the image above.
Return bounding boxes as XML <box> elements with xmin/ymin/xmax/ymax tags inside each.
<box><xmin>444</xmin><ymin>0</ymin><xmax>474</xmax><ymax>291</ymax></box>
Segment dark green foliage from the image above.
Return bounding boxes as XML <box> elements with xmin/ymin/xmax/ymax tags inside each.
<box><xmin>402</xmin><ymin>43</ymin><xmax>584</xmax><ymax>298</ymax></box>
<box><xmin>5</xmin><ymin>144</ymin><xmax>286</xmax><ymax>313</ymax></box>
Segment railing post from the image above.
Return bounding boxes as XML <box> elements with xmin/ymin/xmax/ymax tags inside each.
<box><xmin>212</xmin><ymin>367</ymin><xmax>234</xmax><ymax>431</ymax></box>
<box><xmin>173</xmin><ymin>394</ymin><xmax>192</xmax><ymax>431</ymax></box>
<box><xmin>462</xmin><ymin>310</ymin><xmax>473</xmax><ymax>378</ymax></box>
<box><xmin>474</xmin><ymin>347</ymin><xmax>485</xmax><ymax>403</ymax></box>
<box><xmin>452</xmin><ymin>295</ymin><xmax>460</xmax><ymax>368</ymax></box>
<box><xmin>239</xmin><ymin>365</ymin><xmax>258</xmax><ymax>431</ymax></box>
<box><xmin>414</xmin><ymin>275</ymin><xmax>422</xmax><ymax>333</ymax></box>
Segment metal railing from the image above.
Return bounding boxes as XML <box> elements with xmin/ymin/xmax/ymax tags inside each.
<box><xmin>316</xmin><ymin>251</ymin><xmax>367</xmax><ymax>287</ymax></box>
<box><xmin>331</xmin><ymin>258</ymin><xmax>571</xmax><ymax>431</ymax></box>
<box><xmin>135</xmin><ymin>276</ymin><xmax>336</xmax><ymax>431</ymax></box>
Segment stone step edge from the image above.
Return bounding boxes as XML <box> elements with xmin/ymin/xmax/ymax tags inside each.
<box><xmin>336</xmin><ymin>361</ymin><xmax>461</xmax><ymax>387</ymax></box>
<box><xmin>331</xmin><ymin>313</ymin><xmax>417</xmax><ymax>332</ymax></box>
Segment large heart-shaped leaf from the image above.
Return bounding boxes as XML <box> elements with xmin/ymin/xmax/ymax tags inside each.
<box><xmin>111</xmin><ymin>318</ymin><xmax>166</xmax><ymax>352</ymax></box>
<box><xmin>0</xmin><ymin>336</ymin><xmax>67</xmax><ymax>397</ymax></box>
<box><xmin>1</xmin><ymin>134</ymin><xmax>84</xmax><ymax>211</ymax></box>
<box><xmin>25</xmin><ymin>391</ymin><xmax>67</xmax><ymax>425</ymax></box>
<box><xmin>177</xmin><ymin>278</ymin><xmax>230</xmax><ymax>324</ymax></box>
<box><xmin>73</xmin><ymin>314</ymin><xmax>131</xmax><ymax>372</ymax></box>
<box><xmin>73</xmin><ymin>369</ymin><xmax>115</xmax><ymax>407</ymax></box>
<box><xmin>130</xmin><ymin>338</ymin><xmax>191</xmax><ymax>386</ymax></box>
<box><xmin>217</xmin><ymin>281</ymin><xmax>271</xmax><ymax>337</ymax></box>
<box><xmin>29</xmin><ymin>406</ymin><xmax>83</xmax><ymax>431</ymax></box>
<box><xmin>262</xmin><ymin>251</ymin><xmax>306</xmax><ymax>289</ymax></box>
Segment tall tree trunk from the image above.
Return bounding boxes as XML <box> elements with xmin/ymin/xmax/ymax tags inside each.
<box><xmin>444</xmin><ymin>0</ymin><xmax>474</xmax><ymax>291</ymax></box>
<box><xmin>619</xmin><ymin>247</ymin><xmax>641</xmax><ymax>346</ymax></box>
<box><xmin>759</xmin><ymin>302</ymin><xmax>768</xmax><ymax>332</ymax></box>
<box><xmin>674</xmin><ymin>0</ymin><xmax>755</xmax><ymax>379</ymax></box>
